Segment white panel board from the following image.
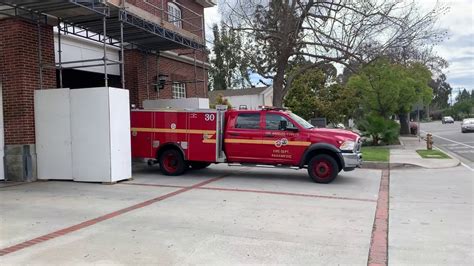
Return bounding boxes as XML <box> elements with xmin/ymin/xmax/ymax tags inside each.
<box><xmin>198</xmin><ymin>98</ymin><xmax>210</xmax><ymax>108</ymax></box>
<box><xmin>0</xmin><ymin>83</ymin><xmax>4</xmax><ymax>180</ymax></box>
<box><xmin>225</xmin><ymin>95</ymin><xmax>262</xmax><ymax>110</ymax></box>
<box><xmin>143</xmin><ymin>98</ymin><xmax>210</xmax><ymax>109</ymax></box>
<box><xmin>70</xmin><ymin>88</ymin><xmax>111</xmax><ymax>182</ymax></box>
<box><xmin>109</xmin><ymin>88</ymin><xmax>132</xmax><ymax>182</ymax></box>
<box><xmin>34</xmin><ymin>89</ymin><xmax>73</xmax><ymax>180</ymax></box>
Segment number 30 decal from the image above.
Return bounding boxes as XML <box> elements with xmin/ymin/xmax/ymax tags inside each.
<box><xmin>205</xmin><ymin>114</ymin><xmax>215</xmax><ymax>121</ymax></box>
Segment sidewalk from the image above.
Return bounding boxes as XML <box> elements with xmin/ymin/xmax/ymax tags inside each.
<box><xmin>390</xmin><ymin>136</ymin><xmax>460</xmax><ymax>169</ymax></box>
<box><xmin>389</xmin><ymin>165</ymin><xmax>473</xmax><ymax>264</ymax></box>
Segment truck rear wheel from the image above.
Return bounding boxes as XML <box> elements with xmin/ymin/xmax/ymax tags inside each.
<box><xmin>159</xmin><ymin>149</ymin><xmax>187</xmax><ymax>176</ymax></box>
<box><xmin>308</xmin><ymin>154</ymin><xmax>339</xmax><ymax>183</ymax></box>
<box><xmin>189</xmin><ymin>162</ymin><xmax>211</xmax><ymax>170</ymax></box>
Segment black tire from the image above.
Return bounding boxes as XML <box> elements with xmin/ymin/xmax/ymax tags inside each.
<box><xmin>189</xmin><ymin>162</ymin><xmax>211</xmax><ymax>170</ymax></box>
<box><xmin>307</xmin><ymin>154</ymin><xmax>339</xmax><ymax>184</ymax></box>
<box><xmin>159</xmin><ymin>149</ymin><xmax>187</xmax><ymax>176</ymax></box>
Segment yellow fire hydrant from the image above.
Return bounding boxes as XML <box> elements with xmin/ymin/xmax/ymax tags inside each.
<box><xmin>426</xmin><ymin>133</ymin><xmax>433</xmax><ymax>150</ymax></box>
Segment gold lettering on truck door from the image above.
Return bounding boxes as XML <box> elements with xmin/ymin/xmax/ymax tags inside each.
<box><xmin>271</xmin><ymin>148</ymin><xmax>292</xmax><ymax>159</ymax></box>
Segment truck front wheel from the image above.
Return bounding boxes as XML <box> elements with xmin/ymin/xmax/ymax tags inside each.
<box><xmin>159</xmin><ymin>149</ymin><xmax>187</xmax><ymax>176</ymax></box>
<box><xmin>308</xmin><ymin>154</ymin><xmax>339</xmax><ymax>183</ymax></box>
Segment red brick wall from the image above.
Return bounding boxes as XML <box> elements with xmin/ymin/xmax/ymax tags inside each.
<box><xmin>127</xmin><ymin>0</ymin><xmax>204</xmax><ymax>37</ymax></box>
<box><xmin>127</xmin><ymin>1</ymin><xmax>207</xmax><ymax>61</ymax></box>
<box><xmin>125</xmin><ymin>49</ymin><xmax>208</xmax><ymax>107</ymax></box>
<box><xmin>0</xmin><ymin>18</ymin><xmax>56</xmax><ymax>145</ymax></box>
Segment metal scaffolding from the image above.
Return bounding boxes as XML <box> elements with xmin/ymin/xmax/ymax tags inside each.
<box><xmin>0</xmin><ymin>0</ymin><xmax>208</xmax><ymax>92</ymax></box>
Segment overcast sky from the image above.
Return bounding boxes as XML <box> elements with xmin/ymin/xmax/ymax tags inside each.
<box><xmin>204</xmin><ymin>1</ymin><xmax>474</xmax><ymax>91</ymax></box>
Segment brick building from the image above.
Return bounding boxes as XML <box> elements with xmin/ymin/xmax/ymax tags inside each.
<box><xmin>0</xmin><ymin>0</ymin><xmax>215</xmax><ymax>181</ymax></box>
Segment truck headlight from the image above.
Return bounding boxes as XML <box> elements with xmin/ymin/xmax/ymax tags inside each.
<box><xmin>339</xmin><ymin>140</ymin><xmax>355</xmax><ymax>151</ymax></box>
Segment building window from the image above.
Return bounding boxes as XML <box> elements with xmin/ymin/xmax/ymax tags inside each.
<box><xmin>172</xmin><ymin>82</ymin><xmax>186</xmax><ymax>99</ymax></box>
<box><xmin>168</xmin><ymin>2</ymin><xmax>182</xmax><ymax>28</ymax></box>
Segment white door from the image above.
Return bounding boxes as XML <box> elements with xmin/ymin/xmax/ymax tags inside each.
<box><xmin>0</xmin><ymin>82</ymin><xmax>5</xmax><ymax>180</ymax></box>
<box><xmin>35</xmin><ymin>89</ymin><xmax>73</xmax><ymax>180</ymax></box>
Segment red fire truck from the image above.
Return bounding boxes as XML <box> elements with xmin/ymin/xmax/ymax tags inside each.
<box><xmin>131</xmin><ymin>106</ymin><xmax>362</xmax><ymax>183</ymax></box>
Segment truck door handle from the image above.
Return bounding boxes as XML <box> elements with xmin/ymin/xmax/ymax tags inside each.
<box><xmin>264</xmin><ymin>133</ymin><xmax>273</xmax><ymax>137</ymax></box>
<box><xmin>229</xmin><ymin>132</ymin><xmax>239</xmax><ymax>136</ymax></box>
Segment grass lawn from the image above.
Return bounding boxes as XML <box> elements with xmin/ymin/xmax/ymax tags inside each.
<box><xmin>362</xmin><ymin>147</ymin><xmax>390</xmax><ymax>162</ymax></box>
<box><xmin>416</xmin><ymin>149</ymin><xmax>451</xmax><ymax>159</ymax></box>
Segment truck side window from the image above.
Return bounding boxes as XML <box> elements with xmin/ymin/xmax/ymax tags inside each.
<box><xmin>266</xmin><ymin>114</ymin><xmax>296</xmax><ymax>130</ymax></box>
<box><xmin>235</xmin><ymin>113</ymin><xmax>260</xmax><ymax>129</ymax></box>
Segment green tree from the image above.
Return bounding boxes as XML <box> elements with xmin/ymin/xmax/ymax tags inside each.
<box><xmin>449</xmin><ymin>89</ymin><xmax>474</xmax><ymax>118</ymax></box>
<box><xmin>429</xmin><ymin>74</ymin><xmax>452</xmax><ymax>110</ymax></box>
<box><xmin>457</xmin><ymin>88</ymin><xmax>471</xmax><ymax>102</ymax></box>
<box><xmin>347</xmin><ymin>58</ymin><xmax>402</xmax><ymax>119</ymax></box>
<box><xmin>396</xmin><ymin>62</ymin><xmax>433</xmax><ymax>134</ymax></box>
<box><xmin>209</xmin><ymin>23</ymin><xmax>250</xmax><ymax>90</ymax></box>
<box><xmin>314</xmin><ymin>83</ymin><xmax>359</xmax><ymax>124</ymax></box>
<box><xmin>347</xmin><ymin>58</ymin><xmax>432</xmax><ymax>134</ymax></box>
<box><xmin>284</xmin><ymin>68</ymin><xmax>324</xmax><ymax>120</ymax></box>
<box><xmin>223</xmin><ymin>0</ymin><xmax>446</xmax><ymax>107</ymax></box>
<box><xmin>284</xmin><ymin>66</ymin><xmax>359</xmax><ymax>124</ymax></box>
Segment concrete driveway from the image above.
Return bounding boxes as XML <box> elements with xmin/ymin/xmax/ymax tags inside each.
<box><xmin>0</xmin><ymin>164</ymin><xmax>382</xmax><ymax>265</ymax></box>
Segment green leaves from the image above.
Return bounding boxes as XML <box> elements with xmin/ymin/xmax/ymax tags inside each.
<box><xmin>448</xmin><ymin>89</ymin><xmax>474</xmax><ymax>119</ymax></box>
<box><xmin>357</xmin><ymin>114</ymin><xmax>400</xmax><ymax>145</ymax></box>
<box><xmin>284</xmin><ymin>69</ymin><xmax>322</xmax><ymax>120</ymax></box>
<box><xmin>210</xmin><ymin>94</ymin><xmax>232</xmax><ymax>109</ymax></box>
<box><xmin>209</xmin><ymin>24</ymin><xmax>250</xmax><ymax>90</ymax></box>
<box><xmin>347</xmin><ymin>58</ymin><xmax>433</xmax><ymax>118</ymax></box>
<box><xmin>284</xmin><ymin>67</ymin><xmax>359</xmax><ymax>123</ymax></box>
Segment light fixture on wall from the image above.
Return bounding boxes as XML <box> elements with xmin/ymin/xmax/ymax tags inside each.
<box><xmin>154</xmin><ymin>74</ymin><xmax>168</xmax><ymax>91</ymax></box>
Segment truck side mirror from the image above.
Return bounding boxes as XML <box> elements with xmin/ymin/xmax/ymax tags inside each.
<box><xmin>279</xmin><ymin>120</ymin><xmax>288</xmax><ymax>130</ymax></box>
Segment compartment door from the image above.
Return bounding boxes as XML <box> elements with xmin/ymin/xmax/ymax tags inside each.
<box><xmin>187</xmin><ymin>111</ymin><xmax>217</xmax><ymax>162</ymax></box>
<box><xmin>131</xmin><ymin>111</ymin><xmax>154</xmax><ymax>159</ymax></box>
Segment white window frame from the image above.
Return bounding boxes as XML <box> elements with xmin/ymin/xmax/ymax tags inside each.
<box><xmin>167</xmin><ymin>2</ymin><xmax>182</xmax><ymax>29</ymax></box>
<box><xmin>172</xmin><ymin>82</ymin><xmax>186</xmax><ymax>99</ymax></box>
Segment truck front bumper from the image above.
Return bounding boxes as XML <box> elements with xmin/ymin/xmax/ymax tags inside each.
<box><xmin>342</xmin><ymin>152</ymin><xmax>363</xmax><ymax>171</ymax></box>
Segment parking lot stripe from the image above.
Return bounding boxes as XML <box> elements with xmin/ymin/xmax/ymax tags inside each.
<box><xmin>120</xmin><ymin>182</ymin><xmax>376</xmax><ymax>203</ymax></box>
<box><xmin>0</xmin><ymin>182</ymin><xmax>33</xmax><ymax>189</ymax></box>
<box><xmin>122</xmin><ymin>183</ymin><xmax>187</xmax><ymax>189</ymax></box>
<box><xmin>368</xmin><ymin>169</ymin><xmax>389</xmax><ymax>266</ymax></box>
<box><xmin>0</xmin><ymin>174</ymin><xmax>229</xmax><ymax>257</ymax></box>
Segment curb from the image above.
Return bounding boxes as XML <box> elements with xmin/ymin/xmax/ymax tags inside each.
<box><xmin>363</xmin><ymin>161</ymin><xmax>409</xmax><ymax>170</ymax></box>
<box><xmin>362</xmin><ymin>161</ymin><xmax>389</xmax><ymax>169</ymax></box>
<box><xmin>398</xmin><ymin>137</ymin><xmax>405</xmax><ymax>148</ymax></box>
<box><xmin>432</xmin><ymin>145</ymin><xmax>464</xmax><ymax>166</ymax></box>
<box><xmin>363</xmin><ymin>159</ymin><xmax>460</xmax><ymax>170</ymax></box>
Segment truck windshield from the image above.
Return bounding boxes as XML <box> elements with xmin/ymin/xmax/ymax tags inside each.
<box><xmin>288</xmin><ymin>113</ymin><xmax>314</xmax><ymax>129</ymax></box>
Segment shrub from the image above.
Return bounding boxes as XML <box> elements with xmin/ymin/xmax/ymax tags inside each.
<box><xmin>210</xmin><ymin>94</ymin><xmax>232</xmax><ymax>109</ymax></box>
<box><xmin>357</xmin><ymin>114</ymin><xmax>400</xmax><ymax>145</ymax></box>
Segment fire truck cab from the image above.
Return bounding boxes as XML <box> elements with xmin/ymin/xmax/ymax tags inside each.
<box><xmin>131</xmin><ymin>106</ymin><xmax>362</xmax><ymax>183</ymax></box>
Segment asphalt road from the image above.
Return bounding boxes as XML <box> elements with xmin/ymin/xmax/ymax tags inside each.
<box><xmin>420</xmin><ymin>121</ymin><xmax>474</xmax><ymax>168</ymax></box>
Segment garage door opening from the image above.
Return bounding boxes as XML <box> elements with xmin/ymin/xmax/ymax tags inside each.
<box><xmin>56</xmin><ymin>69</ymin><xmax>121</xmax><ymax>89</ymax></box>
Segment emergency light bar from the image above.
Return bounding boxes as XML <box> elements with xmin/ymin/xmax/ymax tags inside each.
<box><xmin>258</xmin><ymin>105</ymin><xmax>288</xmax><ymax>111</ymax></box>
